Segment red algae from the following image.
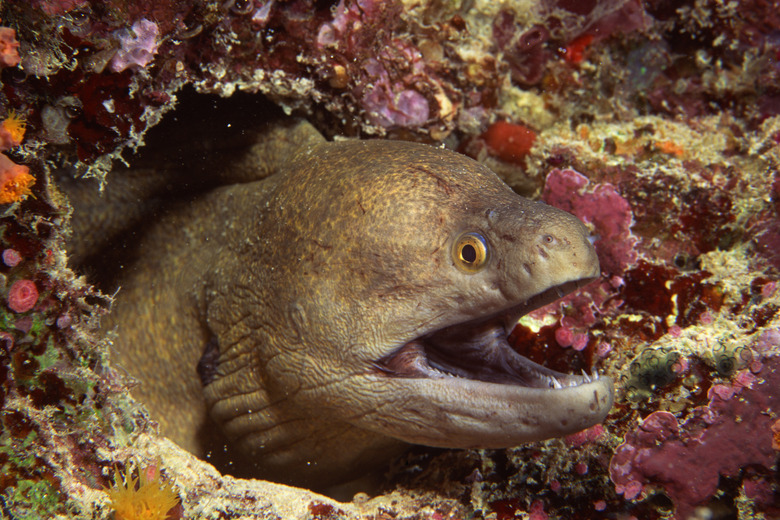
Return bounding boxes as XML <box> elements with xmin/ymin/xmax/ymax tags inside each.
<box><xmin>563</xmin><ymin>34</ymin><xmax>594</xmax><ymax>64</ymax></box>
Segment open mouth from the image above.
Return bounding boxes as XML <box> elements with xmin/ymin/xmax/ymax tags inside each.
<box><xmin>372</xmin><ymin>278</ymin><xmax>599</xmax><ymax>390</ymax></box>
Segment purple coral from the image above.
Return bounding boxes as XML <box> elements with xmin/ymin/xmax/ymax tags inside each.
<box><xmin>359</xmin><ymin>57</ymin><xmax>430</xmax><ymax>129</ymax></box>
<box><xmin>609</xmin><ymin>359</ymin><xmax>780</xmax><ymax>519</ymax></box>
<box><xmin>316</xmin><ymin>0</ymin><xmax>432</xmax><ymax>129</ymax></box>
<box><xmin>2</xmin><ymin>248</ymin><xmax>21</xmax><ymax>267</ymax></box>
<box><xmin>316</xmin><ymin>0</ymin><xmax>387</xmax><ymax>50</ymax></box>
<box><xmin>362</xmin><ymin>84</ymin><xmax>429</xmax><ymax>128</ymax></box>
<box><xmin>543</xmin><ymin>168</ymin><xmax>638</xmax><ymax>275</ymax></box>
<box><xmin>110</xmin><ymin>19</ymin><xmax>160</xmax><ymax>73</ymax></box>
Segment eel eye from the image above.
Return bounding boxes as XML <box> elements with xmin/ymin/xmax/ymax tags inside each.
<box><xmin>452</xmin><ymin>232</ymin><xmax>489</xmax><ymax>273</ymax></box>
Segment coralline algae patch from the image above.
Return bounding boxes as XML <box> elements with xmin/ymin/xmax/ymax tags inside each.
<box><xmin>610</xmin><ymin>358</ymin><xmax>780</xmax><ymax>520</ymax></box>
<box><xmin>0</xmin><ymin>0</ymin><xmax>472</xmax><ymax>177</ymax></box>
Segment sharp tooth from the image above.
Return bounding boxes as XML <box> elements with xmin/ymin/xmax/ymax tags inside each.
<box><xmin>591</xmin><ymin>369</ymin><xmax>599</xmax><ymax>381</ymax></box>
<box><xmin>551</xmin><ymin>377</ymin><xmax>563</xmax><ymax>389</ymax></box>
<box><xmin>581</xmin><ymin>369</ymin><xmax>591</xmax><ymax>383</ymax></box>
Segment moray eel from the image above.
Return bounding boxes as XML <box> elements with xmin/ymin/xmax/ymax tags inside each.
<box><xmin>73</xmin><ymin>121</ymin><xmax>613</xmax><ymax>490</ymax></box>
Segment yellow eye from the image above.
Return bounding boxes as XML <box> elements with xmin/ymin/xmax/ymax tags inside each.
<box><xmin>452</xmin><ymin>232</ymin><xmax>489</xmax><ymax>273</ymax></box>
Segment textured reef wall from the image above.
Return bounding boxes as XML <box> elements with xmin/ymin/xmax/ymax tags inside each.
<box><xmin>0</xmin><ymin>0</ymin><xmax>779</xmax><ymax>519</ymax></box>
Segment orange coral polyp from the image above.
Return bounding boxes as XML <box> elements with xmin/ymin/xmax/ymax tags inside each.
<box><xmin>0</xmin><ymin>153</ymin><xmax>33</xmax><ymax>204</ymax></box>
<box><xmin>2</xmin><ymin>111</ymin><xmax>26</xmax><ymax>144</ymax></box>
<box><xmin>106</xmin><ymin>464</ymin><xmax>180</xmax><ymax>520</ymax></box>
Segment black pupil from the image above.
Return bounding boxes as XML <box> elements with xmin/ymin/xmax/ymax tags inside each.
<box><xmin>461</xmin><ymin>244</ymin><xmax>477</xmax><ymax>263</ymax></box>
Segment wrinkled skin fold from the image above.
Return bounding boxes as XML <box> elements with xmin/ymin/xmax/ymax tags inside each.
<box><xmin>66</xmin><ymin>120</ymin><xmax>613</xmax><ymax>490</ymax></box>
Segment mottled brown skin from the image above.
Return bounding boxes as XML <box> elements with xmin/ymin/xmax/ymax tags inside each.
<box><xmin>84</xmin><ymin>123</ymin><xmax>613</xmax><ymax>490</ymax></box>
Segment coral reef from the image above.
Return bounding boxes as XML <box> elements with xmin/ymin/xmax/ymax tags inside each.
<box><xmin>0</xmin><ymin>0</ymin><xmax>779</xmax><ymax>519</ymax></box>
<box><xmin>610</xmin><ymin>362</ymin><xmax>780</xmax><ymax>519</ymax></box>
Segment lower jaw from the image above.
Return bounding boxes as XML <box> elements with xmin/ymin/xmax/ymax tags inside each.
<box><xmin>361</xmin><ymin>374</ymin><xmax>614</xmax><ymax>449</ymax></box>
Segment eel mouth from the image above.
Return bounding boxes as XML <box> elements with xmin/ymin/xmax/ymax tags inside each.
<box><xmin>373</xmin><ymin>278</ymin><xmax>599</xmax><ymax>390</ymax></box>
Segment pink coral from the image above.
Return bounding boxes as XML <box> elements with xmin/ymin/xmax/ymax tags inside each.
<box><xmin>316</xmin><ymin>0</ymin><xmax>434</xmax><ymax>129</ymax></box>
<box><xmin>565</xmin><ymin>423</ymin><xmax>605</xmax><ymax>447</ymax></box>
<box><xmin>554</xmin><ymin>325</ymin><xmax>574</xmax><ymax>347</ymax></box>
<box><xmin>7</xmin><ymin>279</ymin><xmax>39</xmax><ymax>313</ymax></box>
<box><xmin>609</xmin><ymin>359</ymin><xmax>780</xmax><ymax>519</ymax></box>
<box><xmin>110</xmin><ymin>19</ymin><xmax>160</xmax><ymax>73</ymax></box>
<box><xmin>2</xmin><ymin>249</ymin><xmax>21</xmax><ymax>267</ymax></box>
<box><xmin>316</xmin><ymin>0</ymin><xmax>388</xmax><ymax>50</ymax></box>
<box><xmin>543</xmin><ymin>168</ymin><xmax>638</xmax><ymax>275</ymax></box>
<box><xmin>528</xmin><ymin>500</ymin><xmax>548</xmax><ymax>520</ymax></box>
<box><xmin>0</xmin><ymin>28</ymin><xmax>20</xmax><ymax>68</ymax></box>
<box><xmin>360</xmin><ymin>57</ymin><xmax>430</xmax><ymax>129</ymax></box>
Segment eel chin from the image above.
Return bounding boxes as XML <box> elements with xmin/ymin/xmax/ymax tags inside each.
<box><xmin>370</xmin><ymin>278</ymin><xmax>614</xmax><ymax>449</ymax></box>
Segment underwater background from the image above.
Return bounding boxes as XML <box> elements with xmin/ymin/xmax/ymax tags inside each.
<box><xmin>0</xmin><ymin>0</ymin><xmax>778</xmax><ymax>518</ymax></box>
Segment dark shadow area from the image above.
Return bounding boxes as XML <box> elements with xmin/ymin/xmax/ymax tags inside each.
<box><xmin>58</xmin><ymin>88</ymin><xmax>288</xmax><ymax>290</ymax></box>
<box><xmin>130</xmin><ymin>87</ymin><xmax>287</xmax><ymax>175</ymax></box>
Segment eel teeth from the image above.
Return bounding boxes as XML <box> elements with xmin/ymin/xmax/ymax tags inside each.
<box><xmin>581</xmin><ymin>369</ymin><xmax>592</xmax><ymax>383</ymax></box>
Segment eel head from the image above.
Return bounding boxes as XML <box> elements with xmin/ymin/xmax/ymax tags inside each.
<box><xmin>363</xmin><ymin>200</ymin><xmax>612</xmax><ymax>449</ymax></box>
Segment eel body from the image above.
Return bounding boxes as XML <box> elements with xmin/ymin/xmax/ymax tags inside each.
<box><xmin>85</xmin><ymin>125</ymin><xmax>613</xmax><ymax>489</ymax></box>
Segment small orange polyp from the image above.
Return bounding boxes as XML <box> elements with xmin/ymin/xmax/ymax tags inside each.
<box><xmin>0</xmin><ymin>153</ymin><xmax>34</xmax><ymax>204</ymax></box>
<box><xmin>2</xmin><ymin>110</ymin><xmax>26</xmax><ymax>146</ymax></box>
